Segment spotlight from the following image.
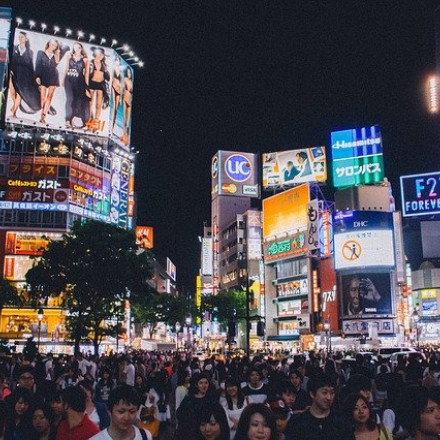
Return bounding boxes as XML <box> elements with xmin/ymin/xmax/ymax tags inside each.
<box><xmin>100</xmin><ymin>38</ymin><xmax>106</xmax><ymax>45</ymax></box>
<box><xmin>89</xmin><ymin>34</ymin><xmax>95</xmax><ymax>42</ymax></box>
<box><xmin>16</xmin><ymin>17</ymin><xmax>23</xmax><ymax>25</ymax></box>
<box><xmin>77</xmin><ymin>30</ymin><xmax>84</xmax><ymax>39</ymax></box>
<box><xmin>53</xmin><ymin>26</ymin><xmax>60</xmax><ymax>34</ymax></box>
<box><xmin>111</xmin><ymin>39</ymin><xmax>118</xmax><ymax>47</ymax></box>
<box><xmin>29</xmin><ymin>20</ymin><xmax>36</xmax><ymax>29</ymax></box>
<box><xmin>66</xmin><ymin>28</ymin><xmax>72</xmax><ymax>37</ymax></box>
<box><xmin>41</xmin><ymin>23</ymin><xmax>47</xmax><ymax>32</ymax></box>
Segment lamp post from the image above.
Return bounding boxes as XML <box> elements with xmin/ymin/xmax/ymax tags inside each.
<box><xmin>37</xmin><ymin>308</ymin><xmax>44</xmax><ymax>352</ymax></box>
<box><xmin>175</xmin><ymin>321</ymin><xmax>181</xmax><ymax>349</ymax></box>
<box><xmin>323</xmin><ymin>319</ymin><xmax>331</xmax><ymax>354</ymax></box>
<box><xmin>185</xmin><ymin>314</ymin><xmax>192</xmax><ymax>348</ymax></box>
<box><xmin>411</xmin><ymin>309</ymin><xmax>420</xmax><ymax>347</ymax></box>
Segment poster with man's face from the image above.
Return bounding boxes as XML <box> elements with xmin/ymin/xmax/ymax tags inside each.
<box><xmin>340</xmin><ymin>273</ymin><xmax>392</xmax><ymax>317</ymax></box>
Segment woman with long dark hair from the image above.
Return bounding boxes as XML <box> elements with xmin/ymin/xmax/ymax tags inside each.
<box><xmin>234</xmin><ymin>403</ymin><xmax>277</xmax><ymax>440</ymax></box>
<box><xmin>89</xmin><ymin>47</ymin><xmax>109</xmax><ymax>124</ymax></box>
<box><xmin>198</xmin><ymin>404</ymin><xmax>230</xmax><ymax>440</ymax></box>
<box><xmin>342</xmin><ymin>393</ymin><xmax>391</xmax><ymax>440</ymax></box>
<box><xmin>175</xmin><ymin>372</ymin><xmax>218</xmax><ymax>440</ymax></box>
<box><xmin>63</xmin><ymin>42</ymin><xmax>90</xmax><ymax>128</ymax></box>
<box><xmin>4</xmin><ymin>388</ymin><xmax>36</xmax><ymax>439</ymax></box>
<box><xmin>9</xmin><ymin>31</ymin><xmax>39</xmax><ymax>116</ymax></box>
<box><xmin>220</xmin><ymin>377</ymin><xmax>248</xmax><ymax>439</ymax></box>
<box><xmin>35</xmin><ymin>38</ymin><xmax>60</xmax><ymax>124</ymax></box>
<box><xmin>110</xmin><ymin>55</ymin><xmax>123</xmax><ymax>131</ymax></box>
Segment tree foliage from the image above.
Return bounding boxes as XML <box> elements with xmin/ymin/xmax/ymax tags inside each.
<box><xmin>131</xmin><ymin>292</ymin><xmax>189</xmax><ymax>338</ymax></box>
<box><xmin>26</xmin><ymin>220</ymin><xmax>154</xmax><ymax>354</ymax></box>
<box><xmin>201</xmin><ymin>288</ymin><xmax>246</xmax><ymax>325</ymax></box>
<box><xmin>0</xmin><ymin>277</ymin><xmax>22</xmax><ymax>312</ymax></box>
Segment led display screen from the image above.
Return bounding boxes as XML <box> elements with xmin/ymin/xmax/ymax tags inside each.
<box><xmin>331</xmin><ymin>126</ymin><xmax>384</xmax><ymax>188</ymax></box>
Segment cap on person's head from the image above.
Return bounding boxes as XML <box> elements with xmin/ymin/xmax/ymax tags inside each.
<box><xmin>268</xmin><ymin>398</ymin><xmax>290</xmax><ymax>416</ymax></box>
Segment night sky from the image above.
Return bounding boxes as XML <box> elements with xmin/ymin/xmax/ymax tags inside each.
<box><xmin>3</xmin><ymin>1</ymin><xmax>440</xmax><ymax>288</ymax></box>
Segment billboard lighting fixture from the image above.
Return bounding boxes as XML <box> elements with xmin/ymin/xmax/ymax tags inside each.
<box><xmin>28</xmin><ymin>20</ymin><xmax>35</xmax><ymax>29</ymax></box>
<box><xmin>77</xmin><ymin>30</ymin><xmax>84</xmax><ymax>39</ymax></box>
<box><xmin>132</xmin><ymin>61</ymin><xmax>144</xmax><ymax>67</ymax></box>
<box><xmin>41</xmin><ymin>23</ymin><xmax>47</xmax><ymax>32</ymax></box>
<box><xmin>53</xmin><ymin>26</ymin><xmax>60</xmax><ymax>34</ymax></box>
<box><xmin>66</xmin><ymin>28</ymin><xmax>72</xmax><ymax>37</ymax></box>
<box><xmin>111</xmin><ymin>39</ymin><xmax>118</xmax><ymax>47</ymax></box>
<box><xmin>100</xmin><ymin>38</ymin><xmax>106</xmax><ymax>45</ymax></box>
<box><xmin>16</xmin><ymin>17</ymin><xmax>22</xmax><ymax>25</ymax></box>
<box><xmin>89</xmin><ymin>34</ymin><xmax>95</xmax><ymax>42</ymax></box>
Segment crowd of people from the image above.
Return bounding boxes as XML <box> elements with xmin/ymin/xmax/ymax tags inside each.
<box><xmin>1</xmin><ymin>343</ymin><xmax>440</xmax><ymax>440</ymax></box>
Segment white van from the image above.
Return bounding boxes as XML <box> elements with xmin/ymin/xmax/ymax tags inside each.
<box><xmin>389</xmin><ymin>351</ymin><xmax>425</xmax><ymax>369</ymax></box>
<box><xmin>376</xmin><ymin>347</ymin><xmax>416</xmax><ymax>360</ymax></box>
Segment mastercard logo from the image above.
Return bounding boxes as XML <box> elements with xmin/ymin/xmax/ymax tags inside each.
<box><xmin>222</xmin><ymin>183</ymin><xmax>237</xmax><ymax>194</ymax></box>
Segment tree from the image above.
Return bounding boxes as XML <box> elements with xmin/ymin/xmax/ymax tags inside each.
<box><xmin>202</xmin><ymin>288</ymin><xmax>246</xmax><ymax>326</ymax></box>
<box><xmin>0</xmin><ymin>277</ymin><xmax>22</xmax><ymax>313</ymax></box>
<box><xmin>26</xmin><ymin>220</ymin><xmax>154</xmax><ymax>354</ymax></box>
<box><xmin>131</xmin><ymin>292</ymin><xmax>188</xmax><ymax>339</ymax></box>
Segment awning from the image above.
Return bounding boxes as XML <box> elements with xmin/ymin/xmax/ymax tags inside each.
<box><xmin>266</xmin><ymin>335</ymin><xmax>300</xmax><ymax>341</ymax></box>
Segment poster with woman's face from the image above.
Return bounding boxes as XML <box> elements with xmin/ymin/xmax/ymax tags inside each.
<box><xmin>6</xmin><ymin>28</ymin><xmax>114</xmax><ymax>137</ymax></box>
<box><xmin>109</xmin><ymin>54</ymin><xmax>134</xmax><ymax>149</ymax></box>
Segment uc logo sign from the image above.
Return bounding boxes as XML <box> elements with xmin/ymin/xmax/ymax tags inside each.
<box><xmin>225</xmin><ymin>154</ymin><xmax>252</xmax><ymax>182</ymax></box>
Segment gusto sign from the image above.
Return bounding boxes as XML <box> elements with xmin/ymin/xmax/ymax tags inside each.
<box><xmin>225</xmin><ymin>154</ymin><xmax>252</xmax><ymax>182</ymax></box>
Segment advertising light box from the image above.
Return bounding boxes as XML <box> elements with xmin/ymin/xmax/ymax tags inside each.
<box><xmin>400</xmin><ymin>171</ymin><xmax>440</xmax><ymax>217</ymax></box>
<box><xmin>211</xmin><ymin>151</ymin><xmax>259</xmax><ymax>199</ymax></box>
<box><xmin>262</xmin><ymin>146</ymin><xmax>327</xmax><ymax>188</ymax></box>
<box><xmin>263</xmin><ymin>184</ymin><xmax>310</xmax><ymax>239</ymax></box>
<box><xmin>135</xmin><ymin>226</ymin><xmax>153</xmax><ymax>249</ymax></box>
<box><xmin>331</xmin><ymin>126</ymin><xmax>384</xmax><ymax>188</ymax></box>
<box><xmin>333</xmin><ymin>211</ymin><xmax>394</xmax><ymax>269</ymax></box>
<box><xmin>340</xmin><ymin>272</ymin><xmax>392</xmax><ymax>317</ymax></box>
<box><xmin>166</xmin><ymin>257</ymin><xmax>176</xmax><ymax>281</ymax></box>
<box><xmin>6</xmin><ymin>29</ymin><xmax>134</xmax><ymax>148</ymax></box>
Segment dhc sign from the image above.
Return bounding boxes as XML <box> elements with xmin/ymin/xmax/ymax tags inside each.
<box><xmin>225</xmin><ymin>154</ymin><xmax>252</xmax><ymax>182</ymax></box>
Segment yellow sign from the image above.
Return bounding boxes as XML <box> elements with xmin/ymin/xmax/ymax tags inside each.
<box><xmin>263</xmin><ymin>184</ymin><xmax>309</xmax><ymax>239</ymax></box>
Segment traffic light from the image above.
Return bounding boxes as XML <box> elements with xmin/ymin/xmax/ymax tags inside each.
<box><xmin>257</xmin><ymin>320</ymin><xmax>265</xmax><ymax>337</ymax></box>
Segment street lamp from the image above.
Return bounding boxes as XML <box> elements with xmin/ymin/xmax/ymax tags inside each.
<box><xmin>323</xmin><ymin>319</ymin><xmax>331</xmax><ymax>353</ymax></box>
<box><xmin>37</xmin><ymin>308</ymin><xmax>44</xmax><ymax>352</ymax></box>
<box><xmin>175</xmin><ymin>321</ymin><xmax>181</xmax><ymax>349</ymax></box>
<box><xmin>411</xmin><ymin>309</ymin><xmax>420</xmax><ymax>347</ymax></box>
<box><xmin>185</xmin><ymin>314</ymin><xmax>192</xmax><ymax>347</ymax></box>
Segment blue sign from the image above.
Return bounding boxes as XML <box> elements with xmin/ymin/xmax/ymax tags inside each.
<box><xmin>400</xmin><ymin>171</ymin><xmax>440</xmax><ymax>217</ymax></box>
<box><xmin>334</xmin><ymin>211</ymin><xmax>393</xmax><ymax>232</ymax></box>
<box><xmin>331</xmin><ymin>126</ymin><xmax>385</xmax><ymax>188</ymax></box>
<box><xmin>225</xmin><ymin>154</ymin><xmax>252</xmax><ymax>182</ymax></box>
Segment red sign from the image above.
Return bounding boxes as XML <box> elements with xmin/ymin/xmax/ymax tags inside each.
<box><xmin>319</xmin><ymin>257</ymin><xmax>339</xmax><ymax>331</ymax></box>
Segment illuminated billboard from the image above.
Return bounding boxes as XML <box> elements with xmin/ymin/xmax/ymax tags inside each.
<box><xmin>0</xmin><ymin>8</ymin><xmax>12</xmax><ymax>98</ymax></box>
<box><xmin>331</xmin><ymin>126</ymin><xmax>384</xmax><ymax>188</ymax></box>
<box><xmin>400</xmin><ymin>171</ymin><xmax>440</xmax><ymax>217</ymax></box>
<box><xmin>262</xmin><ymin>147</ymin><xmax>327</xmax><ymax>188</ymax></box>
<box><xmin>166</xmin><ymin>258</ymin><xmax>176</xmax><ymax>281</ymax></box>
<box><xmin>6</xmin><ymin>29</ymin><xmax>133</xmax><ymax>147</ymax></box>
<box><xmin>333</xmin><ymin>211</ymin><xmax>394</xmax><ymax>270</ymax></box>
<box><xmin>340</xmin><ymin>272</ymin><xmax>392</xmax><ymax>317</ymax></box>
<box><xmin>263</xmin><ymin>184</ymin><xmax>310</xmax><ymax>239</ymax></box>
<box><xmin>211</xmin><ymin>151</ymin><xmax>259</xmax><ymax>199</ymax></box>
<box><xmin>4</xmin><ymin>255</ymin><xmax>34</xmax><ymax>281</ymax></box>
<box><xmin>201</xmin><ymin>238</ymin><xmax>213</xmax><ymax>276</ymax></box>
<box><xmin>135</xmin><ymin>226</ymin><xmax>153</xmax><ymax>249</ymax></box>
<box><xmin>5</xmin><ymin>231</ymin><xmax>63</xmax><ymax>256</ymax></box>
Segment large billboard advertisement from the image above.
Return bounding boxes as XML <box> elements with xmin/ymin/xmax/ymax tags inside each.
<box><xmin>135</xmin><ymin>226</ymin><xmax>153</xmax><ymax>249</ymax></box>
<box><xmin>166</xmin><ymin>257</ymin><xmax>176</xmax><ymax>282</ymax></box>
<box><xmin>201</xmin><ymin>238</ymin><xmax>213</xmax><ymax>276</ymax></box>
<box><xmin>333</xmin><ymin>211</ymin><xmax>395</xmax><ymax>270</ymax></box>
<box><xmin>340</xmin><ymin>272</ymin><xmax>392</xmax><ymax>317</ymax></box>
<box><xmin>263</xmin><ymin>184</ymin><xmax>309</xmax><ymax>262</ymax></box>
<box><xmin>400</xmin><ymin>171</ymin><xmax>440</xmax><ymax>217</ymax></box>
<box><xmin>262</xmin><ymin>147</ymin><xmax>327</xmax><ymax>188</ymax></box>
<box><xmin>331</xmin><ymin>126</ymin><xmax>384</xmax><ymax>188</ymax></box>
<box><xmin>211</xmin><ymin>151</ymin><xmax>259</xmax><ymax>199</ymax></box>
<box><xmin>263</xmin><ymin>184</ymin><xmax>310</xmax><ymax>239</ymax></box>
<box><xmin>6</xmin><ymin>29</ymin><xmax>133</xmax><ymax>147</ymax></box>
<box><xmin>0</xmin><ymin>8</ymin><xmax>11</xmax><ymax>99</ymax></box>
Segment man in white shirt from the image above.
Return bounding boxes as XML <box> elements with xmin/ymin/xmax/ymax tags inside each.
<box><xmin>90</xmin><ymin>385</ymin><xmax>152</xmax><ymax>440</ymax></box>
<box><xmin>122</xmin><ymin>356</ymin><xmax>135</xmax><ymax>387</ymax></box>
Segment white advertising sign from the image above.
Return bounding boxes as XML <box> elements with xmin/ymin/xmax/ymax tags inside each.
<box><xmin>334</xmin><ymin>229</ymin><xmax>395</xmax><ymax>270</ymax></box>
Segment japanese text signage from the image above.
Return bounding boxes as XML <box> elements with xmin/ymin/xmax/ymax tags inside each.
<box><xmin>333</xmin><ymin>211</ymin><xmax>395</xmax><ymax>269</ymax></box>
<box><xmin>331</xmin><ymin>126</ymin><xmax>384</xmax><ymax>188</ymax></box>
<box><xmin>400</xmin><ymin>171</ymin><xmax>440</xmax><ymax>217</ymax></box>
<box><xmin>342</xmin><ymin>318</ymin><xmax>394</xmax><ymax>335</ymax></box>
